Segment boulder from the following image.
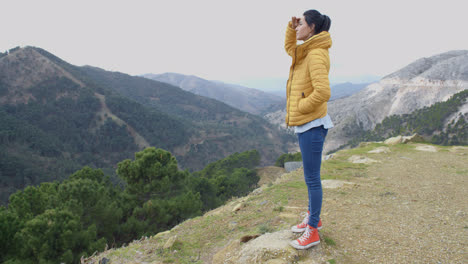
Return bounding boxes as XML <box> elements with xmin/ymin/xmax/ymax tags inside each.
<box><xmin>368</xmin><ymin>146</ymin><xmax>391</xmax><ymax>154</ymax></box>
<box><xmin>402</xmin><ymin>133</ymin><xmax>425</xmax><ymax>143</ymax></box>
<box><xmin>284</xmin><ymin>162</ymin><xmax>302</xmax><ymax>172</ymax></box>
<box><xmin>232</xmin><ymin>203</ymin><xmax>244</xmax><ymax>212</ymax></box>
<box><xmin>384</xmin><ymin>135</ymin><xmax>403</xmax><ymax>145</ymax></box>
<box><xmin>213</xmin><ymin>230</ymin><xmax>326</xmax><ymax>264</ymax></box>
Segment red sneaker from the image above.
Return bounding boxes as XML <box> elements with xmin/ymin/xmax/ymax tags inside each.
<box><xmin>291</xmin><ymin>211</ymin><xmax>322</xmax><ymax>233</ymax></box>
<box><xmin>290</xmin><ymin>224</ymin><xmax>320</xmax><ymax>250</ymax></box>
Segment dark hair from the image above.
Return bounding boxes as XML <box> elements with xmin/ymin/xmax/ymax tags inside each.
<box><xmin>303</xmin><ymin>9</ymin><xmax>331</xmax><ymax>34</ymax></box>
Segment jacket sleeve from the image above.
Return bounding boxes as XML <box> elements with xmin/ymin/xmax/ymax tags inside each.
<box><xmin>284</xmin><ymin>22</ymin><xmax>297</xmax><ymax>57</ymax></box>
<box><xmin>297</xmin><ymin>50</ymin><xmax>331</xmax><ymax>114</ymax></box>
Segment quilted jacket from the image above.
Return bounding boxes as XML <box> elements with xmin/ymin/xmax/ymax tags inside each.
<box><xmin>284</xmin><ymin>21</ymin><xmax>332</xmax><ymax>126</ymax></box>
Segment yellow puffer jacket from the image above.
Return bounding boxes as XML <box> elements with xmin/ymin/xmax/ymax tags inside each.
<box><xmin>284</xmin><ymin>21</ymin><xmax>332</xmax><ymax>126</ymax></box>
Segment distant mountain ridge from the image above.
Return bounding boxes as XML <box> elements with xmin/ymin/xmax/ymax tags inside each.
<box><xmin>384</xmin><ymin>50</ymin><xmax>468</xmax><ymax>80</ymax></box>
<box><xmin>329</xmin><ymin>82</ymin><xmax>370</xmax><ymax>101</ymax></box>
<box><xmin>142</xmin><ymin>72</ymin><xmax>284</xmax><ymax>115</ymax></box>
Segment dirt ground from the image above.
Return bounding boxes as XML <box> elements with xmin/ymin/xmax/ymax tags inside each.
<box><xmin>313</xmin><ymin>144</ymin><xmax>468</xmax><ymax>263</ymax></box>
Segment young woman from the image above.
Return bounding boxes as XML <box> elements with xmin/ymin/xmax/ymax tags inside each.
<box><xmin>284</xmin><ymin>9</ymin><xmax>333</xmax><ymax>250</ymax></box>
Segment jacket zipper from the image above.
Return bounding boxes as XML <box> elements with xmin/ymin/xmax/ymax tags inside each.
<box><xmin>286</xmin><ymin>47</ymin><xmax>298</xmax><ymax>128</ymax></box>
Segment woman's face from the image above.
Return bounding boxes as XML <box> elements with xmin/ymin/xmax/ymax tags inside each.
<box><xmin>296</xmin><ymin>16</ymin><xmax>315</xmax><ymax>41</ymax></box>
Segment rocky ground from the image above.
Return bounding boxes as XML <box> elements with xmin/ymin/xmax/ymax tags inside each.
<box><xmin>83</xmin><ymin>141</ymin><xmax>467</xmax><ymax>264</ymax></box>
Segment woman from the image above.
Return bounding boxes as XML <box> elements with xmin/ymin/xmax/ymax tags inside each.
<box><xmin>284</xmin><ymin>9</ymin><xmax>333</xmax><ymax>250</ymax></box>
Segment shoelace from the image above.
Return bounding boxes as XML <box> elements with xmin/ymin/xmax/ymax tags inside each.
<box><xmin>298</xmin><ymin>227</ymin><xmax>312</xmax><ymax>243</ymax></box>
<box><xmin>301</xmin><ymin>212</ymin><xmax>309</xmax><ymax>224</ymax></box>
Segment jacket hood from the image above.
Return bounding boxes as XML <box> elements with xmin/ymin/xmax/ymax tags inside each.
<box><xmin>295</xmin><ymin>31</ymin><xmax>332</xmax><ymax>60</ymax></box>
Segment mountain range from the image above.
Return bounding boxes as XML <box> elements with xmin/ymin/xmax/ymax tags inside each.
<box><xmin>142</xmin><ymin>73</ymin><xmax>284</xmax><ymax>115</ymax></box>
<box><xmin>143</xmin><ymin>73</ymin><xmax>369</xmax><ymax>114</ymax></box>
<box><xmin>0</xmin><ymin>46</ymin><xmax>295</xmax><ymax>203</ymax></box>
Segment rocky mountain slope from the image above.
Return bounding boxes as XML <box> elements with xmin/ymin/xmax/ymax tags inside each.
<box><xmin>143</xmin><ymin>73</ymin><xmax>284</xmax><ymax>115</ymax></box>
<box><xmin>84</xmin><ymin>140</ymin><xmax>468</xmax><ymax>263</ymax></box>
<box><xmin>264</xmin><ymin>50</ymin><xmax>468</xmax><ymax>153</ymax></box>
<box><xmin>326</xmin><ymin>50</ymin><xmax>468</xmax><ymax>152</ymax></box>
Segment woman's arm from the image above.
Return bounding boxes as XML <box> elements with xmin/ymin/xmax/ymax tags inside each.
<box><xmin>297</xmin><ymin>49</ymin><xmax>331</xmax><ymax>113</ymax></box>
<box><xmin>285</xmin><ymin>18</ymin><xmax>298</xmax><ymax>57</ymax></box>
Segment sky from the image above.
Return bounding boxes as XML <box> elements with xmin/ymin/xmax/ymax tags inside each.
<box><xmin>2</xmin><ymin>0</ymin><xmax>467</xmax><ymax>89</ymax></box>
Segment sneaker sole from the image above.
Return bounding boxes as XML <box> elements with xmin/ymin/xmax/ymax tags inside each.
<box><xmin>291</xmin><ymin>226</ymin><xmax>322</xmax><ymax>233</ymax></box>
<box><xmin>289</xmin><ymin>240</ymin><xmax>320</xmax><ymax>250</ymax></box>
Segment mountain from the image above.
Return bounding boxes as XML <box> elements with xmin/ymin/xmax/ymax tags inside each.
<box><xmin>142</xmin><ymin>73</ymin><xmax>284</xmax><ymax>115</ymax></box>
<box><xmin>0</xmin><ymin>46</ymin><xmax>295</xmax><ymax>203</ymax></box>
<box><xmin>325</xmin><ymin>50</ymin><xmax>468</xmax><ymax>153</ymax></box>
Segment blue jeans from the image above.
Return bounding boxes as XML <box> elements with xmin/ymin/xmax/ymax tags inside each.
<box><xmin>297</xmin><ymin>125</ymin><xmax>328</xmax><ymax>228</ymax></box>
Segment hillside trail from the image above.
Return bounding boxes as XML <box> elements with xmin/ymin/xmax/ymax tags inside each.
<box><xmin>84</xmin><ymin>142</ymin><xmax>467</xmax><ymax>264</ymax></box>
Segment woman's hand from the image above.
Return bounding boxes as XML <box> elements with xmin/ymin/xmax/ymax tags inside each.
<box><xmin>291</xmin><ymin>16</ymin><xmax>300</xmax><ymax>29</ymax></box>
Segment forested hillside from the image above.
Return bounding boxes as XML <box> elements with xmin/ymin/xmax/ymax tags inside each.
<box><xmin>0</xmin><ymin>148</ymin><xmax>261</xmax><ymax>264</ymax></box>
<box><xmin>0</xmin><ymin>46</ymin><xmax>295</xmax><ymax>204</ymax></box>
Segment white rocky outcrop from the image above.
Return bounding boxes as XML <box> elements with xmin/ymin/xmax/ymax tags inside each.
<box><xmin>326</xmin><ymin>50</ymin><xmax>468</xmax><ymax>153</ymax></box>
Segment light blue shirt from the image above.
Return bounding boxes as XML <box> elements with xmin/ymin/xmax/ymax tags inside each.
<box><xmin>294</xmin><ymin>114</ymin><xmax>334</xmax><ymax>134</ymax></box>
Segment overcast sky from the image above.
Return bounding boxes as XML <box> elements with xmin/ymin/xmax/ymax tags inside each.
<box><xmin>2</xmin><ymin>0</ymin><xmax>467</xmax><ymax>87</ymax></box>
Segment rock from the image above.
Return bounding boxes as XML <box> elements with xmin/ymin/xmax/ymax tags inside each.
<box><xmin>212</xmin><ymin>240</ymin><xmax>241</xmax><ymax>264</ymax></box>
<box><xmin>324</xmin><ymin>154</ymin><xmax>334</xmax><ymax>160</ymax></box>
<box><xmin>284</xmin><ymin>162</ymin><xmax>303</xmax><ymax>172</ymax></box>
<box><xmin>402</xmin><ymin>133</ymin><xmax>425</xmax><ymax>143</ymax></box>
<box><xmin>322</xmin><ymin>179</ymin><xmax>353</xmax><ymax>189</ymax></box>
<box><xmin>238</xmin><ymin>230</ymin><xmax>296</xmax><ymax>263</ymax></box>
<box><xmin>154</xmin><ymin>230</ymin><xmax>170</xmax><ymax>239</ymax></box>
<box><xmin>384</xmin><ymin>134</ymin><xmax>425</xmax><ymax>145</ymax></box>
<box><xmin>225</xmin><ymin>230</ymin><xmax>325</xmax><ymax>264</ymax></box>
<box><xmin>99</xmin><ymin>257</ymin><xmax>110</xmax><ymax>264</ymax></box>
<box><xmin>163</xmin><ymin>235</ymin><xmax>179</xmax><ymax>249</ymax></box>
<box><xmin>348</xmin><ymin>155</ymin><xmax>380</xmax><ymax>164</ymax></box>
<box><xmin>368</xmin><ymin>146</ymin><xmax>391</xmax><ymax>154</ymax></box>
<box><xmin>251</xmin><ymin>187</ymin><xmax>263</xmax><ymax>195</ymax></box>
<box><xmin>415</xmin><ymin>145</ymin><xmax>437</xmax><ymax>152</ymax></box>
<box><xmin>232</xmin><ymin>203</ymin><xmax>244</xmax><ymax>212</ymax></box>
<box><xmin>384</xmin><ymin>135</ymin><xmax>403</xmax><ymax>145</ymax></box>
